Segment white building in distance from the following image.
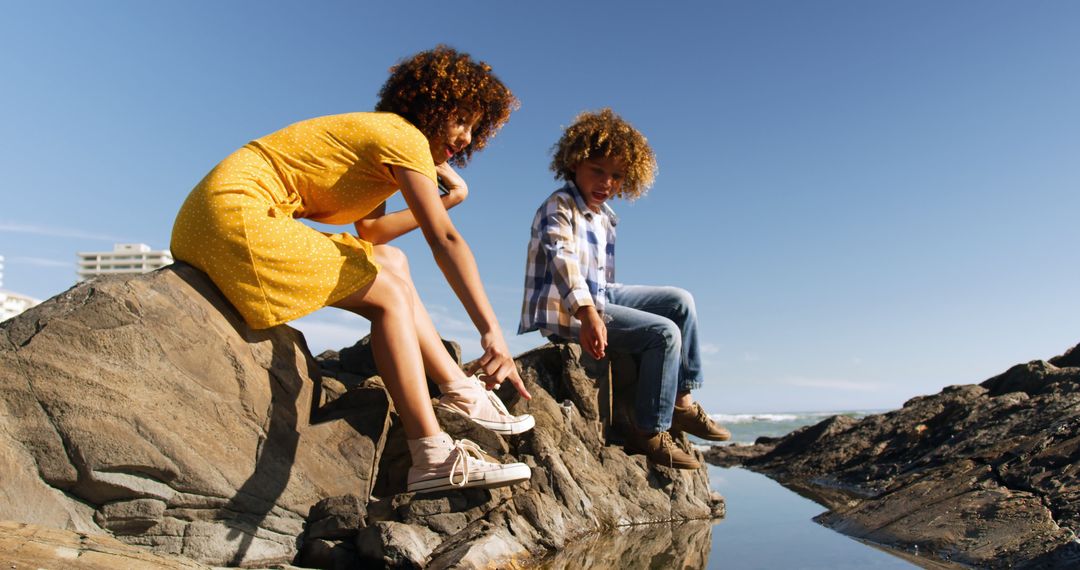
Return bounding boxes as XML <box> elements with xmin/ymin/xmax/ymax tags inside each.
<box><xmin>77</xmin><ymin>243</ymin><xmax>174</xmax><ymax>281</ymax></box>
<box><xmin>1</xmin><ymin>290</ymin><xmax>39</xmax><ymax>322</ymax></box>
<box><xmin>0</xmin><ymin>255</ymin><xmax>42</xmax><ymax>322</ymax></box>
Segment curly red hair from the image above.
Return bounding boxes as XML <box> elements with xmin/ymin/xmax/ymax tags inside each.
<box><xmin>375</xmin><ymin>46</ymin><xmax>519</xmax><ymax>167</ymax></box>
<box><xmin>551</xmin><ymin>108</ymin><xmax>657</xmax><ymax>200</ymax></box>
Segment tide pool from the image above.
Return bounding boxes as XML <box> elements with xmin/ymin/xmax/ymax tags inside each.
<box><xmin>708</xmin><ymin>465</ymin><xmax>918</xmax><ymax>569</ymax></box>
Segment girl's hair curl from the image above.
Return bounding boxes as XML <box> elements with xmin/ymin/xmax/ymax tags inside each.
<box><xmin>550</xmin><ymin>108</ymin><xmax>657</xmax><ymax>200</ymax></box>
<box><xmin>376</xmin><ymin>45</ymin><xmax>519</xmax><ymax>167</ymax></box>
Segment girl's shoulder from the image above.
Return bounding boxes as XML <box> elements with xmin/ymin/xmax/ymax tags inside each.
<box><xmin>258</xmin><ymin>112</ymin><xmax>422</xmax><ymax>143</ymax></box>
<box><xmin>323</xmin><ymin>112</ymin><xmax>426</xmax><ymax>141</ymax></box>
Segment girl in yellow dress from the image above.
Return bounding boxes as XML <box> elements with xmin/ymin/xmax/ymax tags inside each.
<box><xmin>171</xmin><ymin>46</ymin><xmax>532</xmax><ymax>493</ymax></box>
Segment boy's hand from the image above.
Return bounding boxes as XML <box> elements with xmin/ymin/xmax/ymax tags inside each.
<box><xmin>435</xmin><ymin>162</ymin><xmax>469</xmax><ymax>208</ymax></box>
<box><xmin>576</xmin><ymin>306</ymin><xmax>607</xmax><ymax>360</ymax></box>
<box><xmin>468</xmin><ymin>331</ymin><xmax>532</xmax><ymax>400</ymax></box>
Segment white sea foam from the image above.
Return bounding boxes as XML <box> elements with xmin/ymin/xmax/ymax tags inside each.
<box><xmin>708</xmin><ymin>411</ymin><xmax>877</xmax><ymax>424</ymax></box>
<box><xmin>710</xmin><ymin>413</ymin><xmax>799</xmax><ymax>424</ymax></box>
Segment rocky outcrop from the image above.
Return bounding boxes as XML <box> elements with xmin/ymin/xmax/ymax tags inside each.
<box><xmin>1</xmin><ymin>264</ymin><xmax>722</xmax><ymax>568</ymax></box>
<box><xmin>704</xmin><ymin>343</ymin><xmax>1080</xmax><ymax>569</ymax></box>
<box><xmin>301</xmin><ymin>341</ymin><xmax>723</xmax><ymax>568</ymax></box>
<box><xmin>0</xmin><ymin>263</ymin><xmax>389</xmax><ymax>567</ymax></box>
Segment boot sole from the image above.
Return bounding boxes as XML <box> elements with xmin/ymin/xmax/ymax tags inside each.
<box><xmin>437</xmin><ymin>403</ymin><xmax>536</xmax><ymax>435</ymax></box>
<box><xmin>408</xmin><ymin>463</ymin><xmax>532</xmax><ymax>493</ymax></box>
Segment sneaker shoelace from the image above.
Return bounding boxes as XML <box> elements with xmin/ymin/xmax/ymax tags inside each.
<box><xmin>448</xmin><ymin>438</ymin><xmax>494</xmax><ymax>487</ymax></box>
<box><xmin>473</xmin><ymin>376</ymin><xmax>513</xmax><ymax>418</ymax></box>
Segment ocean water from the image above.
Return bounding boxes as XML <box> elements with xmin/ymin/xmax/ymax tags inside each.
<box><xmin>706</xmin><ymin>410</ymin><xmax>880</xmax><ymax>445</ymax></box>
<box><xmin>704</xmin><ymin>410</ymin><xmax>930</xmax><ymax>569</ymax></box>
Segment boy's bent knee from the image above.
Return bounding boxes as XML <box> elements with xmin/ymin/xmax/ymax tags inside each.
<box><xmin>664</xmin><ymin>286</ymin><xmax>695</xmax><ymax>312</ymax></box>
<box><xmin>643</xmin><ymin>319</ymin><xmax>681</xmax><ymax>350</ymax></box>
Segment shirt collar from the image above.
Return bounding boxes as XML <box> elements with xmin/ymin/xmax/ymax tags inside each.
<box><xmin>565</xmin><ymin>181</ymin><xmax>619</xmax><ymax>226</ymax></box>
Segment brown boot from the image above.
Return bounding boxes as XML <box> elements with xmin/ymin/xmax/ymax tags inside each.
<box><xmin>624</xmin><ymin>430</ymin><xmax>701</xmax><ymax>470</ymax></box>
<box><xmin>671</xmin><ymin>402</ymin><xmax>731</xmax><ymax>442</ymax></box>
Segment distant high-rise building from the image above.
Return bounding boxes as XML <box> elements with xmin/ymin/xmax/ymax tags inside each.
<box><xmin>77</xmin><ymin>243</ymin><xmax>174</xmax><ymax>280</ymax></box>
<box><xmin>0</xmin><ymin>255</ymin><xmax>42</xmax><ymax>322</ymax></box>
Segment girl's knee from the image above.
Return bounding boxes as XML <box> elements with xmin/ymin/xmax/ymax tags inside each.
<box><xmin>374</xmin><ymin>245</ymin><xmax>411</xmax><ymax>276</ymax></box>
<box><xmin>360</xmin><ymin>271</ymin><xmax>413</xmax><ymax>314</ymax></box>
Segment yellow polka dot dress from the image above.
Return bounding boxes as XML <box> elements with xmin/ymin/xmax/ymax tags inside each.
<box><xmin>170</xmin><ymin>113</ymin><xmax>436</xmax><ymax>329</ymax></box>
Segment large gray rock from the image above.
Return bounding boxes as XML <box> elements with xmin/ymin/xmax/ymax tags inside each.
<box><xmin>2</xmin><ymin>263</ymin><xmax>723</xmax><ymax>569</ymax></box>
<box><xmin>704</xmin><ymin>342</ymin><xmax>1080</xmax><ymax>569</ymax></box>
<box><xmin>0</xmin><ymin>521</ymin><xmax>210</xmax><ymax>569</ymax></box>
<box><xmin>0</xmin><ymin>264</ymin><xmax>389</xmax><ymax>567</ymax></box>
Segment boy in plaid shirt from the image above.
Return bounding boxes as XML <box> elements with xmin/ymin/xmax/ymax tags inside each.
<box><xmin>519</xmin><ymin>109</ymin><xmax>729</xmax><ymax>469</ymax></box>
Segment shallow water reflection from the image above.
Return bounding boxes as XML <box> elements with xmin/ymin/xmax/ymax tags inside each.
<box><xmin>530</xmin><ymin>519</ymin><xmax>713</xmax><ymax>569</ymax></box>
<box><xmin>527</xmin><ymin>466</ymin><xmax>942</xmax><ymax>569</ymax></box>
<box><xmin>708</xmin><ymin>465</ymin><xmax>918</xmax><ymax>569</ymax></box>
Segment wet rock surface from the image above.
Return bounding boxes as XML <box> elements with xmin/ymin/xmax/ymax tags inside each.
<box><xmin>1</xmin><ymin>264</ymin><xmax>723</xmax><ymax>568</ymax></box>
<box><xmin>704</xmin><ymin>342</ymin><xmax>1080</xmax><ymax>569</ymax></box>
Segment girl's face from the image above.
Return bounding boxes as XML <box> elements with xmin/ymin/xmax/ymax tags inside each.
<box><xmin>573</xmin><ymin>156</ymin><xmax>626</xmax><ymax>213</ymax></box>
<box><xmin>430</xmin><ymin>111</ymin><xmax>481</xmax><ymax>165</ymax></box>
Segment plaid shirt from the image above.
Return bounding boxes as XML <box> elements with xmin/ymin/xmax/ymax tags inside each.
<box><xmin>518</xmin><ymin>181</ymin><xmax>618</xmax><ymax>339</ymax></box>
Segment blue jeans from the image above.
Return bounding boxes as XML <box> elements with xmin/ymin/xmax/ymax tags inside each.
<box><xmin>602</xmin><ymin>285</ymin><xmax>704</xmax><ymax>432</ymax></box>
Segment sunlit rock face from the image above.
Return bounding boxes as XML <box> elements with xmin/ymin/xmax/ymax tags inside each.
<box><xmin>1</xmin><ymin>263</ymin><xmax>723</xmax><ymax>569</ymax></box>
<box><xmin>705</xmin><ymin>343</ymin><xmax>1080</xmax><ymax>569</ymax></box>
<box><xmin>311</xmin><ymin>341</ymin><xmax>723</xmax><ymax>568</ymax></box>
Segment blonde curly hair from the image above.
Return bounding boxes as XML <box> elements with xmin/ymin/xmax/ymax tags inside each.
<box><xmin>375</xmin><ymin>45</ymin><xmax>519</xmax><ymax>167</ymax></box>
<box><xmin>550</xmin><ymin>108</ymin><xmax>657</xmax><ymax>200</ymax></box>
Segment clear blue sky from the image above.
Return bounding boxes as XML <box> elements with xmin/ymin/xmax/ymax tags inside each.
<box><xmin>2</xmin><ymin>1</ymin><xmax>1078</xmax><ymax>413</ymax></box>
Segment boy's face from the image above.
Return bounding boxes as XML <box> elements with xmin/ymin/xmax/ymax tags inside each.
<box><xmin>573</xmin><ymin>156</ymin><xmax>626</xmax><ymax>213</ymax></box>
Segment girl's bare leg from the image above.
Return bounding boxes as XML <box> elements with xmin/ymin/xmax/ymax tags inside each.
<box><xmin>373</xmin><ymin>246</ymin><xmax>469</xmax><ymax>387</ymax></box>
<box><xmin>332</xmin><ymin>269</ymin><xmax>439</xmax><ymax>439</ymax></box>
<box><xmin>368</xmin><ymin>245</ymin><xmax>534</xmax><ymax>435</ymax></box>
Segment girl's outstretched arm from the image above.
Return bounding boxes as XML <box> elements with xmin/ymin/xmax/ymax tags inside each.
<box><xmin>393</xmin><ymin>165</ymin><xmax>531</xmax><ymax>400</ymax></box>
<box><xmin>354</xmin><ymin>163</ymin><xmax>469</xmax><ymax>245</ymax></box>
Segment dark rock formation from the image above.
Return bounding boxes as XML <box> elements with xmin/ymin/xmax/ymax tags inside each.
<box><xmin>704</xmin><ymin>343</ymin><xmax>1080</xmax><ymax>569</ymax></box>
<box><xmin>1</xmin><ymin>264</ymin><xmax>722</xmax><ymax>568</ymax></box>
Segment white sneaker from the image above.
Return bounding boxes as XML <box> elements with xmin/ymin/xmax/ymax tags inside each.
<box><xmin>407</xmin><ymin>439</ymin><xmax>532</xmax><ymax>493</ymax></box>
<box><xmin>437</xmin><ymin>376</ymin><xmax>536</xmax><ymax>435</ymax></box>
